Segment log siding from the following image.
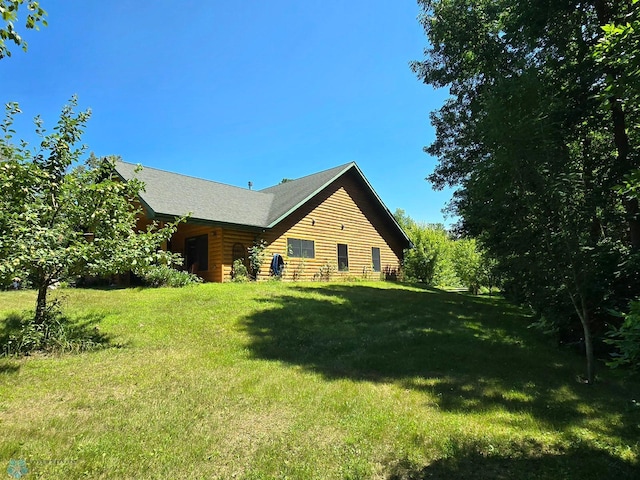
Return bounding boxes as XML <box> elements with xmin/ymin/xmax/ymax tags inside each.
<box><xmin>258</xmin><ymin>171</ymin><xmax>403</xmax><ymax>281</ymax></box>
<box><xmin>124</xmin><ymin>162</ymin><xmax>408</xmax><ymax>283</ymax></box>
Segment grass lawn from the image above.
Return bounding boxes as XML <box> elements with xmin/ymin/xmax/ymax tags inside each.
<box><xmin>0</xmin><ymin>282</ymin><xmax>638</xmax><ymax>479</ymax></box>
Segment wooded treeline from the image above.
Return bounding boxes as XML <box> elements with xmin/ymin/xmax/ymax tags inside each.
<box><xmin>413</xmin><ymin>0</ymin><xmax>640</xmax><ymax>382</ymax></box>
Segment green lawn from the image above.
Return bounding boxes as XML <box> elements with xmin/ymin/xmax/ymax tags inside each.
<box><xmin>0</xmin><ymin>282</ymin><xmax>638</xmax><ymax>479</ymax></box>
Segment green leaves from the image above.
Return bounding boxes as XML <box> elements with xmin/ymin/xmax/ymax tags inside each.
<box><xmin>0</xmin><ymin>0</ymin><xmax>47</xmax><ymax>58</ymax></box>
<box><xmin>605</xmin><ymin>299</ymin><xmax>640</xmax><ymax>372</ymax></box>
<box><xmin>415</xmin><ymin>0</ymin><xmax>640</xmax><ymax>380</ymax></box>
<box><xmin>0</xmin><ymin>100</ymin><xmax>182</xmax><ymax>327</ymax></box>
<box><xmin>394</xmin><ymin>209</ymin><xmax>494</xmax><ymax>290</ymax></box>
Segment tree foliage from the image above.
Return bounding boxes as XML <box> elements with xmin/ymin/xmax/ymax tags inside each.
<box><xmin>0</xmin><ymin>97</ymin><xmax>182</xmax><ymax>330</ymax></box>
<box><xmin>414</xmin><ymin>0</ymin><xmax>639</xmax><ymax>382</ymax></box>
<box><xmin>605</xmin><ymin>300</ymin><xmax>640</xmax><ymax>372</ymax></box>
<box><xmin>0</xmin><ymin>0</ymin><xmax>46</xmax><ymax>58</ymax></box>
<box><xmin>452</xmin><ymin>238</ymin><xmax>482</xmax><ymax>294</ymax></box>
<box><xmin>395</xmin><ymin>209</ymin><xmax>495</xmax><ymax>291</ymax></box>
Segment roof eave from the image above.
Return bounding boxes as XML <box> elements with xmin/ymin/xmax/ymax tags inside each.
<box><xmin>266</xmin><ymin>162</ymin><xmax>411</xmax><ymax>247</ymax></box>
<box><xmin>152</xmin><ymin>213</ymin><xmax>265</xmax><ymax>232</ymax></box>
<box><xmin>265</xmin><ymin>163</ymin><xmax>356</xmax><ymax>228</ymax></box>
<box><xmin>349</xmin><ymin>163</ymin><xmax>412</xmax><ymax>246</ymax></box>
<box><xmin>114</xmin><ymin>164</ymin><xmax>159</xmax><ymax>220</ymax></box>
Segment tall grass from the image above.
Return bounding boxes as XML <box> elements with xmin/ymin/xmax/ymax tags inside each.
<box><xmin>0</xmin><ymin>282</ymin><xmax>638</xmax><ymax>479</ymax></box>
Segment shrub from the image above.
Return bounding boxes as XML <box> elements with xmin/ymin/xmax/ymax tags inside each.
<box><xmin>139</xmin><ymin>265</ymin><xmax>202</xmax><ymax>288</ymax></box>
<box><xmin>290</xmin><ymin>259</ymin><xmax>305</xmax><ymax>281</ymax></box>
<box><xmin>606</xmin><ymin>299</ymin><xmax>640</xmax><ymax>373</ymax></box>
<box><xmin>3</xmin><ymin>300</ymin><xmax>110</xmax><ymax>356</ymax></box>
<box><xmin>231</xmin><ymin>259</ymin><xmax>249</xmax><ymax>282</ymax></box>
<box><xmin>316</xmin><ymin>262</ymin><xmax>336</xmax><ymax>281</ymax></box>
<box><xmin>248</xmin><ymin>240</ymin><xmax>267</xmax><ymax>279</ymax></box>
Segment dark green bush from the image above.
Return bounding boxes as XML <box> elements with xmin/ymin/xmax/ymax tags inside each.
<box><xmin>606</xmin><ymin>299</ymin><xmax>640</xmax><ymax>373</ymax></box>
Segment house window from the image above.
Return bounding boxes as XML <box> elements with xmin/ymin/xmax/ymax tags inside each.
<box><xmin>337</xmin><ymin>243</ymin><xmax>349</xmax><ymax>271</ymax></box>
<box><xmin>185</xmin><ymin>234</ymin><xmax>208</xmax><ymax>272</ymax></box>
<box><xmin>287</xmin><ymin>238</ymin><xmax>315</xmax><ymax>258</ymax></box>
<box><xmin>372</xmin><ymin>247</ymin><xmax>381</xmax><ymax>272</ymax></box>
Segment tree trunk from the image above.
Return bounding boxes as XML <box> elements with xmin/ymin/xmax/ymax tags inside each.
<box><xmin>35</xmin><ymin>283</ymin><xmax>49</xmax><ymax>325</ymax></box>
<box><xmin>567</xmin><ymin>274</ymin><xmax>596</xmax><ymax>384</ymax></box>
<box><xmin>578</xmin><ymin>296</ymin><xmax>596</xmax><ymax>384</ymax></box>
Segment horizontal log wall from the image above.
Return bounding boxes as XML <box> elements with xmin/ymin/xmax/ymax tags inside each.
<box><xmin>220</xmin><ymin>229</ymin><xmax>259</xmax><ymax>282</ymax></box>
<box><xmin>258</xmin><ymin>171</ymin><xmax>404</xmax><ymax>281</ymax></box>
<box><xmin>171</xmin><ymin>223</ymin><xmax>222</xmax><ymax>282</ymax></box>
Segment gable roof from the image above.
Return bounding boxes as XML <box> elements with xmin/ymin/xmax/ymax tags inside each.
<box><xmin>115</xmin><ymin>160</ymin><xmax>410</xmax><ymax>244</ymax></box>
<box><xmin>260</xmin><ymin>163</ymin><xmax>354</xmax><ymax>227</ymax></box>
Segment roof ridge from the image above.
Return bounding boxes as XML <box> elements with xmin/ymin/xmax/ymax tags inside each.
<box><xmin>260</xmin><ymin>161</ymin><xmax>355</xmax><ymax>192</ymax></box>
<box><xmin>117</xmin><ymin>159</ymin><xmax>269</xmax><ymax>195</ymax></box>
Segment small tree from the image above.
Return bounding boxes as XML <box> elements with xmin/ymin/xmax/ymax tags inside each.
<box><xmin>247</xmin><ymin>239</ymin><xmax>267</xmax><ymax>280</ymax></box>
<box><xmin>231</xmin><ymin>258</ymin><xmax>249</xmax><ymax>282</ymax></box>
<box><xmin>0</xmin><ymin>97</ymin><xmax>181</xmax><ymax>329</ymax></box>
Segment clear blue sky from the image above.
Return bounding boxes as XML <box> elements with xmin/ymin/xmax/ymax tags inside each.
<box><xmin>1</xmin><ymin>0</ymin><xmax>454</xmax><ymax>225</ymax></box>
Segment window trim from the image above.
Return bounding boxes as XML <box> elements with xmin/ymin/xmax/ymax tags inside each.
<box><xmin>372</xmin><ymin>247</ymin><xmax>381</xmax><ymax>272</ymax></box>
<box><xmin>337</xmin><ymin>243</ymin><xmax>349</xmax><ymax>271</ymax></box>
<box><xmin>287</xmin><ymin>238</ymin><xmax>315</xmax><ymax>259</ymax></box>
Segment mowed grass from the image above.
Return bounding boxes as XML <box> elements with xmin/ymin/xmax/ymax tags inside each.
<box><xmin>0</xmin><ymin>282</ymin><xmax>639</xmax><ymax>479</ymax></box>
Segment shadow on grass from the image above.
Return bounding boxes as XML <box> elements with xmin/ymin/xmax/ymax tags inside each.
<box><xmin>0</xmin><ymin>310</ymin><xmax>116</xmax><ymax>366</ymax></box>
<box><xmin>386</xmin><ymin>440</ymin><xmax>638</xmax><ymax>480</ymax></box>
<box><xmin>0</xmin><ymin>361</ymin><xmax>20</xmax><ymax>375</ymax></box>
<box><xmin>241</xmin><ymin>283</ymin><xmax>640</xmax><ymax>446</ymax></box>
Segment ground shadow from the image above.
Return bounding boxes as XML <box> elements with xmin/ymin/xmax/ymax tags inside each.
<box><xmin>0</xmin><ymin>361</ymin><xmax>20</xmax><ymax>375</ymax></box>
<box><xmin>241</xmin><ymin>283</ymin><xmax>640</xmax><ymax>446</ymax></box>
<box><xmin>0</xmin><ymin>310</ymin><xmax>115</xmax><ymax>365</ymax></box>
<box><xmin>385</xmin><ymin>440</ymin><xmax>638</xmax><ymax>479</ymax></box>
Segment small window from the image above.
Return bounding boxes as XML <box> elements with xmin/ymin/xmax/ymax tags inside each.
<box><xmin>337</xmin><ymin>243</ymin><xmax>349</xmax><ymax>271</ymax></box>
<box><xmin>185</xmin><ymin>234</ymin><xmax>208</xmax><ymax>272</ymax></box>
<box><xmin>372</xmin><ymin>247</ymin><xmax>381</xmax><ymax>272</ymax></box>
<box><xmin>287</xmin><ymin>238</ymin><xmax>315</xmax><ymax>258</ymax></box>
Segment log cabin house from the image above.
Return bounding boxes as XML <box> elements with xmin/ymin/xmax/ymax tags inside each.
<box><xmin>115</xmin><ymin>161</ymin><xmax>411</xmax><ymax>282</ymax></box>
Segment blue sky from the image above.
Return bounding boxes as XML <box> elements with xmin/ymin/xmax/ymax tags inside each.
<box><xmin>1</xmin><ymin>0</ymin><xmax>454</xmax><ymax>225</ymax></box>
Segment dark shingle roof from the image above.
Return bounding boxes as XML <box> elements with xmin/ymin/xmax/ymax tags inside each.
<box><xmin>115</xmin><ymin>160</ymin><xmax>409</xmax><ymax>244</ymax></box>
<box><xmin>260</xmin><ymin>163</ymin><xmax>355</xmax><ymax>226</ymax></box>
<box><xmin>115</xmin><ymin>161</ymin><xmax>273</xmax><ymax>227</ymax></box>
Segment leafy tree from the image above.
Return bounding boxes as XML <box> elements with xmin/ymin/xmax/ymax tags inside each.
<box><xmin>413</xmin><ymin>0</ymin><xmax>639</xmax><ymax>382</ymax></box>
<box><xmin>605</xmin><ymin>300</ymin><xmax>640</xmax><ymax>372</ymax></box>
<box><xmin>395</xmin><ymin>209</ymin><xmax>496</xmax><ymax>289</ymax></box>
<box><xmin>452</xmin><ymin>238</ymin><xmax>482</xmax><ymax>294</ymax></box>
<box><xmin>596</xmin><ymin>0</ymin><xmax>640</xmax><ymax>247</ymax></box>
<box><xmin>0</xmin><ymin>97</ymin><xmax>181</xmax><ymax>329</ymax></box>
<box><xmin>0</xmin><ymin>0</ymin><xmax>47</xmax><ymax>58</ymax></box>
<box><xmin>395</xmin><ymin>210</ymin><xmax>452</xmax><ymax>285</ymax></box>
